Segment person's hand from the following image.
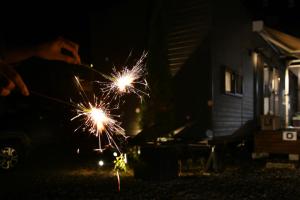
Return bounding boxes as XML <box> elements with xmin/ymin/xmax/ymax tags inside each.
<box><xmin>0</xmin><ymin>61</ymin><xmax>29</xmax><ymax>96</ymax></box>
<box><xmin>0</xmin><ymin>37</ymin><xmax>81</xmax><ymax>96</ymax></box>
<box><xmin>35</xmin><ymin>37</ymin><xmax>81</xmax><ymax>64</ymax></box>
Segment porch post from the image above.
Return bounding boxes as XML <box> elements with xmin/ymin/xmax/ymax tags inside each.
<box><xmin>285</xmin><ymin>67</ymin><xmax>289</xmax><ymax>128</ymax></box>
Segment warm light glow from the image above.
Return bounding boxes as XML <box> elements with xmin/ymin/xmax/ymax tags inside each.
<box><xmin>113</xmin><ymin>152</ymin><xmax>118</xmax><ymax>157</ymax></box>
<box><xmin>98</xmin><ymin>160</ymin><xmax>104</xmax><ymax>166</ymax></box>
<box><xmin>225</xmin><ymin>71</ymin><xmax>232</xmax><ymax>92</ymax></box>
<box><xmin>115</xmin><ymin>74</ymin><xmax>134</xmax><ymax>92</ymax></box>
<box><xmin>285</xmin><ymin>68</ymin><xmax>290</xmax><ymax>128</ymax></box>
<box><xmin>135</xmin><ymin>108</ymin><xmax>140</xmax><ymax>113</ymax></box>
<box><xmin>252</xmin><ymin>52</ymin><xmax>258</xmax><ymax>68</ymax></box>
<box><xmin>173</xmin><ymin>126</ymin><xmax>185</xmax><ymax>135</ymax></box>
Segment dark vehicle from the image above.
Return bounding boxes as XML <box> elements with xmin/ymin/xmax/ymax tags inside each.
<box><xmin>0</xmin><ymin>95</ymin><xmax>74</xmax><ymax>170</ymax></box>
<box><xmin>0</xmin><ymin>58</ymin><xmax>96</xmax><ymax>170</ymax></box>
<box><xmin>0</xmin><ymin>130</ymin><xmax>30</xmax><ymax>170</ymax></box>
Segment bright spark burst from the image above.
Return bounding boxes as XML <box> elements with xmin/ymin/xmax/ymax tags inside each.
<box><xmin>115</xmin><ymin>74</ymin><xmax>135</xmax><ymax>92</ymax></box>
<box><xmin>71</xmin><ymin>76</ymin><xmax>126</xmax><ymax>153</ymax></box>
<box><xmin>90</xmin><ymin>107</ymin><xmax>108</xmax><ymax>131</ymax></box>
<box><xmin>98</xmin><ymin>51</ymin><xmax>149</xmax><ymax>101</ymax></box>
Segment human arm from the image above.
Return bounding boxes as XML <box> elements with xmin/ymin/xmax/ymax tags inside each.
<box><xmin>2</xmin><ymin>37</ymin><xmax>81</xmax><ymax>65</ymax></box>
<box><xmin>0</xmin><ymin>37</ymin><xmax>81</xmax><ymax>96</ymax></box>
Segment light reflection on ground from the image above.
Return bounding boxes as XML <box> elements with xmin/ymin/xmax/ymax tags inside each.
<box><xmin>67</xmin><ymin>167</ymin><xmax>133</xmax><ymax>177</ymax></box>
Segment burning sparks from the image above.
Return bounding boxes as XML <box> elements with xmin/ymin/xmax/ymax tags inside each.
<box><xmin>98</xmin><ymin>51</ymin><xmax>149</xmax><ymax>101</ymax></box>
<box><xmin>31</xmin><ymin>51</ymin><xmax>149</xmax><ymax>192</ymax></box>
<box><xmin>70</xmin><ymin>52</ymin><xmax>149</xmax><ymax>159</ymax></box>
<box><xmin>89</xmin><ymin>107</ymin><xmax>108</xmax><ymax>132</ymax></box>
<box><xmin>71</xmin><ymin>77</ymin><xmax>126</xmax><ymax>152</ymax></box>
<box><xmin>115</xmin><ymin>73</ymin><xmax>135</xmax><ymax>92</ymax></box>
<box><xmin>73</xmin><ymin>101</ymin><xmax>111</xmax><ymax>135</ymax></box>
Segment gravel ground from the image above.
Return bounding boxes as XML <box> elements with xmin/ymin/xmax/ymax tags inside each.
<box><xmin>2</xmin><ymin>153</ymin><xmax>300</xmax><ymax>200</ymax></box>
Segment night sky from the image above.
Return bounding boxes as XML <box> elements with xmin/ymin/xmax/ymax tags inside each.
<box><xmin>242</xmin><ymin>0</ymin><xmax>300</xmax><ymax>36</ymax></box>
<box><xmin>2</xmin><ymin>1</ymin><xmax>300</xmax><ymax>65</ymax></box>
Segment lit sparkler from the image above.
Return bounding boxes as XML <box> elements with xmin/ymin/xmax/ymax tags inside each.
<box><xmin>97</xmin><ymin>51</ymin><xmax>149</xmax><ymax>101</ymax></box>
<box><xmin>71</xmin><ymin>76</ymin><xmax>126</xmax><ymax>153</ymax></box>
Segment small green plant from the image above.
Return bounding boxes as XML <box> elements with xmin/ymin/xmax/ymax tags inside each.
<box><xmin>114</xmin><ymin>154</ymin><xmax>127</xmax><ymax>192</ymax></box>
<box><xmin>114</xmin><ymin>154</ymin><xmax>127</xmax><ymax>172</ymax></box>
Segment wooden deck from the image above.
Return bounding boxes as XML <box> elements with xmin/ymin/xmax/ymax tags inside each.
<box><xmin>254</xmin><ymin>129</ymin><xmax>300</xmax><ymax>155</ymax></box>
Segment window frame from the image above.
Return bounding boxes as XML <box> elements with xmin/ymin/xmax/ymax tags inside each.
<box><xmin>223</xmin><ymin>66</ymin><xmax>243</xmax><ymax>97</ymax></box>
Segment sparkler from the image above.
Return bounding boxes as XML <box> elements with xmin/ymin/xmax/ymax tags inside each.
<box><xmin>30</xmin><ymin>51</ymin><xmax>150</xmax><ymax>187</ymax></box>
<box><xmin>70</xmin><ymin>51</ymin><xmax>149</xmax><ymax>153</ymax></box>
<box><xmin>97</xmin><ymin>51</ymin><xmax>149</xmax><ymax>101</ymax></box>
<box><xmin>71</xmin><ymin>76</ymin><xmax>127</xmax><ymax>153</ymax></box>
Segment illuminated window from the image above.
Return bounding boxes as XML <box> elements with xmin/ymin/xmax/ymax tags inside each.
<box><xmin>225</xmin><ymin>70</ymin><xmax>232</xmax><ymax>93</ymax></box>
<box><xmin>224</xmin><ymin>67</ymin><xmax>243</xmax><ymax>96</ymax></box>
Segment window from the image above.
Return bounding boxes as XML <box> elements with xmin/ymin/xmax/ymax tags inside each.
<box><xmin>224</xmin><ymin>67</ymin><xmax>243</xmax><ymax>96</ymax></box>
<box><xmin>225</xmin><ymin>70</ymin><xmax>233</xmax><ymax>93</ymax></box>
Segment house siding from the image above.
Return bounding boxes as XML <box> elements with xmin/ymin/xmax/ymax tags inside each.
<box><xmin>164</xmin><ymin>0</ymin><xmax>213</xmax><ymax>129</ymax></box>
<box><xmin>146</xmin><ymin>0</ymin><xmax>289</xmax><ymax>139</ymax></box>
<box><xmin>164</xmin><ymin>0</ymin><xmax>212</xmax><ymax>76</ymax></box>
<box><xmin>211</xmin><ymin>0</ymin><xmax>254</xmax><ymax>137</ymax></box>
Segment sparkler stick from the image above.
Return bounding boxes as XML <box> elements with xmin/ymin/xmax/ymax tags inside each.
<box><xmin>117</xmin><ymin>170</ymin><xmax>120</xmax><ymax>192</ymax></box>
<box><xmin>31</xmin><ymin>90</ymin><xmax>75</xmax><ymax>108</ymax></box>
<box><xmin>78</xmin><ymin>63</ymin><xmax>112</xmax><ymax>80</ymax></box>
